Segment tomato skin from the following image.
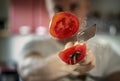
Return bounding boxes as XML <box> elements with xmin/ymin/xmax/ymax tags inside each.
<box><xmin>49</xmin><ymin>12</ymin><xmax>80</xmax><ymax>39</ymax></box>
<box><xmin>59</xmin><ymin>43</ymin><xmax>86</xmax><ymax>65</ymax></box>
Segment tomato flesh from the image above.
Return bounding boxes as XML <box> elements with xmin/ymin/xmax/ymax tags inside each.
<box><xmin>59</xmin><ymin>43</ymin><xmax>86</xmax><ymax>65</ymax></box>
<box><xmin>49</xmin><ymin>12</ymin><xmax>80</xmax><ymax>39</ymax></box>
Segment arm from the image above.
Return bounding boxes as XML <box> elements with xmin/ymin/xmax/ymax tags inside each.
<box><xmin>18</xmin><ymin>42</ymin><xmax>95</xmax><ymax>81</ymax></box>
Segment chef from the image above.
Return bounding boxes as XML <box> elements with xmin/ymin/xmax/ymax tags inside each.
<box><xmin>18</xmin><ymin>0</ymin><xmax>120</xmax><ymax>81</ymax></box>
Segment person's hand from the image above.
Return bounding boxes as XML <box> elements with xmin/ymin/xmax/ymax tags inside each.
<box><xmin>19</xmin><ymin>42</ymin><xmax>96</xmax><ymax>81</ymax></box>
<box><xmin>41</xmin><ymin>41</ymin><xmax>96</xmax><ymax>80</ymax></box>
<box><xmin>60</xmin><ymin>41</ymin><xmax>96</xmax><ymax>75</ymax></box>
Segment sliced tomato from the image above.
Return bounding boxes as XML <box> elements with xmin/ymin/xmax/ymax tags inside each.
<box><xmin>49</xmin><ymin>12</ymin><xmax>80</xmax><ymax>39</ymax></box>
<box><xmin>59</xmin><ymin>43</ymin><xmax>86</xmax><ymax>65</ymax></box>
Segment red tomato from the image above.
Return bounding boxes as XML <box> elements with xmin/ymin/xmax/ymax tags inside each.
<box><xmin>59</xmin><ymin>43</ymin><xmax>86</xmax><ymax>65</ymax></box>
<box><xmin>49</xmin><ymin>12</ymin><xmax>80</xmax><ymax>39</ymax></box>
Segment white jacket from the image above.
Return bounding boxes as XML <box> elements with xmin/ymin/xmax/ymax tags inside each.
<box><xmin>19</xmin><ymin>35</ymin><xmax>120</xmax><ymax>81</ymax></box>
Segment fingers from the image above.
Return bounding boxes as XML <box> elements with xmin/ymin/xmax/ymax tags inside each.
<box><xmin>74</xmin><ymin>62</ymin><xmax>94</xmax><ymax>75</ymax></box>
<box><xmin>73</xmin><ymin>49</ymin><xmax>96</xmax><ymax>75</ymax></box>
<box><xmin>64</xmin><ymin>41</ymin><xmax>79</xmax><ymax>49</ymax></box>
<box><xmin>64</xmin><ymin>42</ymin><xmax>74</xmax><ymax>49</ymax></box>
<box><xmin>80</xmin><ymin>49</ymin><xmax>96</xmax><ymax>67</ymax></box>
<box><xmin>74</xmin><ymin>41</ymin><xmax>79</xmax><ymax>45</ymax></box>
<box><xmin>64</xmin><ymin>41</ymin><xmax>96</xmax><ymax>75</ymax></box>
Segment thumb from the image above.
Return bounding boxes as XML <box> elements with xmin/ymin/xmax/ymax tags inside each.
<box><xmin>64</xmin><ymin>42</ymin><xmax>74</xmax><ymax>49</ymax></box>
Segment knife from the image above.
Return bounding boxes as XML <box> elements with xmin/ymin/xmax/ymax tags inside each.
<box><xmin>77</xmin><ymin>24</ymin><xmax>97</xmax><ymax>43</ymax></box>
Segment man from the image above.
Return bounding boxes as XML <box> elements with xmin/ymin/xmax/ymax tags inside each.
<box><xmin>18</xmin><ymin>0</ymin><xmax>120</xmax><ymax>81</ymax></box>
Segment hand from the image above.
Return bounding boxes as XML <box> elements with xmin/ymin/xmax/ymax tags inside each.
<box><xmin>19</xmin><ymin>42</ymin><xmax>96</xmax><ymax>81</ymax></box>
<box><xmin>62</xmin><ymin>41</ymin><xmax>96</xmax><ymax>75</ymax></box>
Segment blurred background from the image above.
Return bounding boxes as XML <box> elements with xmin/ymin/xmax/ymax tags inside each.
<box><xmin>0</xmin><ymin>0</ymin><xmax>120</xmax><ymax>81</ymax></box>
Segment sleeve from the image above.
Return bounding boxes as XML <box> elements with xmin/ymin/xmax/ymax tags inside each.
<box><xmin>86</xmin><ymin>37</ymin><xmax>120</xmax><ymax>81</ymax></box>
<box><xmin>104</xmin><ymin>45</ymin><xmax>120</xmax><ymax>75</ymax></box>
<box><xmin>18</xmin><ymin>39</ymin><xmax>65</xmax><ymax>80</ymax></box>
<box><xmin>20</xmin><ymin>39</ymin><xmax>63</xmax><ymax>57</ymax></box>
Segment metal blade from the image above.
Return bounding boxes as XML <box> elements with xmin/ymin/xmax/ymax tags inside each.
<box><xmin>77</xmin><ymin>24</ymin><xmax>97</xmax><ymax>43</ymax></box>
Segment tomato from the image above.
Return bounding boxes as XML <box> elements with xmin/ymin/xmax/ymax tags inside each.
<box><xmin>49</xmin><ymin>12</ymin><xmax>80</xmax><ymax>39</ymax></box>
<box><xmin>59</xmin><ymin>43</ymin><xmax>86</xmax><ymax>65</ymax></box>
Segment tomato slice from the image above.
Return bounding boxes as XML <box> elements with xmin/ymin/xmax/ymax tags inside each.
<box><xmin>59</xmin><ymin>43</ymin><xmax>86</xmax><ymax>65</ymax></box>
<box><xmin>49</xmin><ymin>12</ymin><xmax>80</xmax><ymax>39</ymax></box>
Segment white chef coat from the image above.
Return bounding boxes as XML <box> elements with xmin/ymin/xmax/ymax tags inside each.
<box><xmin>19</xmin><ymin>35</ymin><xmax>120</xmax><ymax>81</ymax></box>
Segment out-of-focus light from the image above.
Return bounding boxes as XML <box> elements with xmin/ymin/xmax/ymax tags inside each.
<box><xmin>36</xmin><ymin>26</ymin><xmax>47</xmax><ymax>36</ymax></box>
<box><xmin>109</xmin><ymin>25</ymin><xmax>117</xmax><ymax>36</ymax></box>
<box><xmin>19</xmin><ymin>26</ymin><xmax>31</xmax><ymax>35</ymax></box>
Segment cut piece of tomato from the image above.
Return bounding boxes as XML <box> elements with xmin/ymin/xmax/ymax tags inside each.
<box><xmin>59</xmin><ymin>43</ymin><xmax>86</xmax><ymax>65</ymax></box>
<box><xmin>49</xmin><ymin>12</ymin><xmax>80</xmax><ymax>39</ymax></box>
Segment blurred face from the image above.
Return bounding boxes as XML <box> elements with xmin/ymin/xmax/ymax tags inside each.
<box><xmin>46</xmin><ymin>0</ymin><xmax>90</xmax><ymax>44</ymax></box>
<box><xmin>46</xmin><ymin>0</ymin><xmax>90</xmax><ymax>20</ymax></box>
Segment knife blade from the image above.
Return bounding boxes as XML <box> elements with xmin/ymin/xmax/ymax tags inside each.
<box><xmin>77</xmin><ymin>24</ymin><xmax>97</xmax><ymax>43</ymax></box>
